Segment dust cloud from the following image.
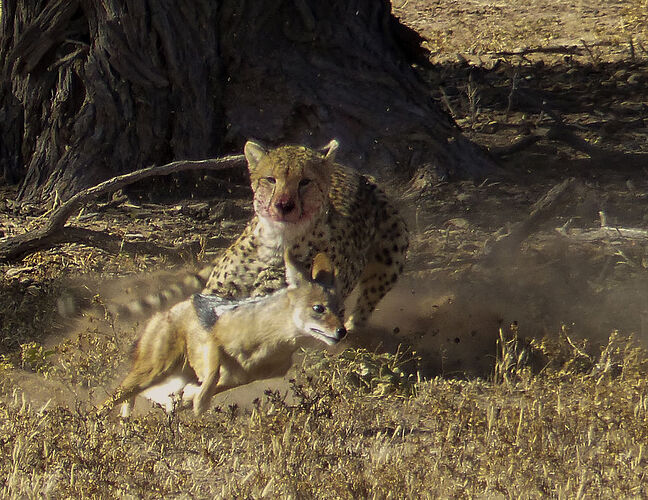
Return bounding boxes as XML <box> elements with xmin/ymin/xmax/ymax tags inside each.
<box><xmin>362</xmin><ymin>232</ymin><xmax>648</xmax><ymax>378</ymax></box>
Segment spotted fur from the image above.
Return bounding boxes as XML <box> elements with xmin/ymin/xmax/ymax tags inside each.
<box><xmin>203</xmin><ymin>139</ymin><xmax>409</xmax><ymax>330</ymax></box>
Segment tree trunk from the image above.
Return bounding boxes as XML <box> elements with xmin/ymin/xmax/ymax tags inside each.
<box><xmin>0</xmin><ymin>0</ymin><xmax>493</xmax><ymax>203</ymax></box>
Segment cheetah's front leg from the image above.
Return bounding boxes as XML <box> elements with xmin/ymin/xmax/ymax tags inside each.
<box><xmin>347</xmin><ymin>232</ymin><xmax>408</xmax><ymax>330</ymax></box>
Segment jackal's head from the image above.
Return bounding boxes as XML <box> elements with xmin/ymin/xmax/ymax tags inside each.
<box><xmin>284</xmin><ymin>250</ymin><xmax>346</xmax><ymax>346</ymax></box>
<box><xmin>244</xmin><ymin>140</ymin><xmax>338</xmax><ymax>232</ymax></box>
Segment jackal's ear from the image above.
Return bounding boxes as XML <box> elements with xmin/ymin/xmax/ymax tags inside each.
<box><xmin>320</xmin><ymin>139</ymin><xmax>339</xmax><ymax>163</ymax></box>
<box><xmin>284</xmin><ymin>249</ymin><xmax>309</xmax><ymax>288</ymax></box>
<box><xmin>244</xmin><ymin>140</ymin><xmax>268</xmax><ymax>173</ymax></box>
<box><xmin>311</xmin><ymin>253</ymin><xmax>335</xmax><ymax>288</ymax></box>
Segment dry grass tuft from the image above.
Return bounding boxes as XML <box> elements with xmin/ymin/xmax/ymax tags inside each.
<box><xmin>1</xmin><ymin>332</ymin><xmax>648</xmax><ymax>497</ymax></box>
<box><xmin>623</xmin><ymin>0</ymin><xmax>648</xmax><ymax>39</ymax></box>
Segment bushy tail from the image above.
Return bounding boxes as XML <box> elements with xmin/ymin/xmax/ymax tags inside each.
<box><xmin>57</xmin><ymin>265</ymin><xmax>214</xmax><ymax>320</ymax></box>
<box><xmin>115</xmin><ymin>266</ymin><xmax>214</xmax><ymax>318</ymax></box>
<box><xmin>98</xmin><ymin>311</ymin><xmax>190</xmax><ymax>415</ymax></box>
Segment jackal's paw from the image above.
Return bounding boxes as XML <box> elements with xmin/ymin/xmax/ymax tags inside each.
<box><xmin>181</xmin><ymin>383</ymin><xmax>201</xmax><ymax>402</ymax></box>
<box><xmin>193</xmin><ymin>397</ymin><xmax>209</xmax><ymax>416</ymax></box>
<box><xmin>120</xmin><ymin>401</ymin><xmax>133</xmax><ymax>419</ymax></box>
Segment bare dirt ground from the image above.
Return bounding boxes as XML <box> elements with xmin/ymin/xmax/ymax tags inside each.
<box><xmin>1</xmin><ymin>1</ymin><xmax>648</xmax><ymax>497</ymax></box>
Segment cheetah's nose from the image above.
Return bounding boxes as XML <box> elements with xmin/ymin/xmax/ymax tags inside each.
<box><xmin>275</xmin><ymin>200</ymin><xmax>296</xmax><ymax>215</ymax></box>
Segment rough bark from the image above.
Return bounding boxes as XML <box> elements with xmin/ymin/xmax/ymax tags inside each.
<box><xmin>0</xmin><ymin>0</ymin><xmax>493</xmax><ymax>203</ymax></box>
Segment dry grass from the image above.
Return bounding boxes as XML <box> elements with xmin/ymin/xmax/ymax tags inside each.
<box><xmin>1</xmin><ymin>331</ymin><xmax>648</xmax><ymax>498</ymax></box>
<box><xmin>2</xmin><ymin>245</ymin><xmax>646</xmax><ymax>498</ymax></box>
<box><xmin>623</xmin><ymin>0</ymin><xmax>648</xmax><ymax>39</ymax></box>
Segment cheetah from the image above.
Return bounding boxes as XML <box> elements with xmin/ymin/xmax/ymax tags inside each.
<box><xmin>202</xmin><ymin>139</ymin><xmax>409</xmax><ymax>331</ymax></box>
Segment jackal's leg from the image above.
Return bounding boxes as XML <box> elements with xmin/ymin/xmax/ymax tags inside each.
<box><xmin>181</xmin><ymin>383</ymin><xmax>201</xmax><ymax>402</ymax></box>
<box><xmin>120</xmin><ymin>399</ymin><xmax>136</xmax><ymax>418</ymax></box>
<box><xmin>99</xmin><ymin>363</ymin><xmax>165</xmax><ymax>417</ymax></box>
<box><xmin>99</xmin><ymin>382</ymin><xmax>140</xmax><ymax>417</ymax></box>
<box><xmin>193</xmin><ymin>345</ymin><xmax>222</xmax><ymax>415</ymax></box>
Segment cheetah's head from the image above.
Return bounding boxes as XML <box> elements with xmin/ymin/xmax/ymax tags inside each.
<box><xmin>244</xmin><ymin>140</ymin><xmax>338</xmax><ymax>230</ymax></box>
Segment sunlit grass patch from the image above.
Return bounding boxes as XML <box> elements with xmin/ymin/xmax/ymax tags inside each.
<box><xmin>1</xmin><ymin>335</ymin><xmax>648</xmax><ymax>497</ymax></box>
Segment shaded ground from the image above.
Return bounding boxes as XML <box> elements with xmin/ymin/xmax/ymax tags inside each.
<box><xmin>1</xmin><ymin>1</ymin><xmax>648</xmax><ymax>497</ymax></box>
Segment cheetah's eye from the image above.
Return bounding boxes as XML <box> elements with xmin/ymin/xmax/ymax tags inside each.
<box><xmin>264</xmin><ymin>177</ymin><xmax>276</xmax><ymax>184</ymax></box>
<box><xmin>312</xmin><ymin>304</ymin><xmax>325</xmax><ymax>314</ymax></box>
<box><xmin>299</xmin><ymin>179</ymin><xmax>311</xmax><ymax>188</ymax></box>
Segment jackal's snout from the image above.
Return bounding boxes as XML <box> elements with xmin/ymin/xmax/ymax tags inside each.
<box><xmin>307</xmin><ymin>320</ymin><xmax>346</xmax><ymax>346</ymax></box>
<box><xmin>315</xmin><ymin>323</ymin><xmax>347</xmax><ymax>345</ymax></box>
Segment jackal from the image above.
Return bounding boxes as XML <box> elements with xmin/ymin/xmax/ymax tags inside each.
<box><xmin>101</xmin><ymin>251</ymin><xmax>346</xmax><ymax>417</ymax></box>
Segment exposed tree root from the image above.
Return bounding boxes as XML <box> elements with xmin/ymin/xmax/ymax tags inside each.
<box><xmin>0</xmin><ymin>155</ymin><xmax>245</xmax><ymax>262</ymax></box>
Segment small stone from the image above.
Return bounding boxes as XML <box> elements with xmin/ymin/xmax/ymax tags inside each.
<box><xmin>5</xmin><ymin>266</ymin><xmax>35</xmax><ymax>278</ymax></box>
<box><xmin>453</xmin><ymin>53</ymin><xmax>467</xmax><ymax>65</ymax></box>
<box><xmin>448</xmin><ymin>218</ymin><xmax>469</xmax><ymax>228</ymax></box>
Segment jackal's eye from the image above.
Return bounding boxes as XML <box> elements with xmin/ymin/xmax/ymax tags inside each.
<box><xmin>312</xmin><ymin>304</ymin><xmax>325</xmax><ymax>314</ymax></box>
<box><xmin>264</xmin><ymin>176</ymin><xmax>276</xmax><ymax>184</ymax></box>
<box><xmin>299</xmin><ymin>179</ymin><xmax>311</xmax><ymax>188</ymax></box>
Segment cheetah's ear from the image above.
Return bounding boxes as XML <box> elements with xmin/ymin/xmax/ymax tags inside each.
<box><xmin>244</xmin><ymin>140</ymin><xmax>268</xmax><ymax>173</ymax></box>
<box><xmin>311</xmin><ymin>253</ymin><xmax>335</xmax><ymax>289</ymax></box>
<box><xmin>284</xmin><ymin>249</ymin><xmax>309</xmax><ymax>288</ymax></box>
<box><xmin>320</xmin><ymin>139</ymin><xmax>339</xmax><ymax>163</ymax></box>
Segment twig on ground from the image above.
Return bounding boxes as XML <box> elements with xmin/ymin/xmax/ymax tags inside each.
<box><xmin>580</xmin><ymin>39</ymin><xmax>599</xmax><ymax>67</ymax></box>
<box><xmin>439</xmin><ymin>86</ymin><xmax>457</xmax><ymax>118</ymax></box>
<box><xmin>492</xmin><ymin>41</ymin><xmax>611</xmax><ymax>57</ymax></box>
<box><xmin>465</xmin><ymin>73</ymin><xmax>481</xmax><ymax>129</ymax></box>
<box><xmin>505</xmin><ymin>70</ymin><xmax>520</xmax><ymax>121</ymax></box>
<box><xmin>92</xmin><ymin>191</ymin><xmax>129</xmax><ymax>211</ymax></box>
<box><xmin>556</xmin><ymin>209</ymin><xmax>648</xmax><ymax>242</ymax></box>
<box><xmin>637</xmin><ymin>40</ymin><xmax>648</xmax><ymax>57</ymax></box>
<box><xmin>488</xmin><ymin>134</ymin><xmax>542</xmax><ymax>158</ymax></box>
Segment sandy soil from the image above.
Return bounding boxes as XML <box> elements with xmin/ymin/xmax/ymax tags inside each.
<box><xmin>394</xmin><ymin>0</ymin><xmax>641</xmax><ymax>60</ymax></box>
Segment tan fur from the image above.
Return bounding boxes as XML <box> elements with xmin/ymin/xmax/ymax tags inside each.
<box><xmin>101</xmin><ymin>252</ymin><xmax>346</xmax><ymax>417</ymax></box>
